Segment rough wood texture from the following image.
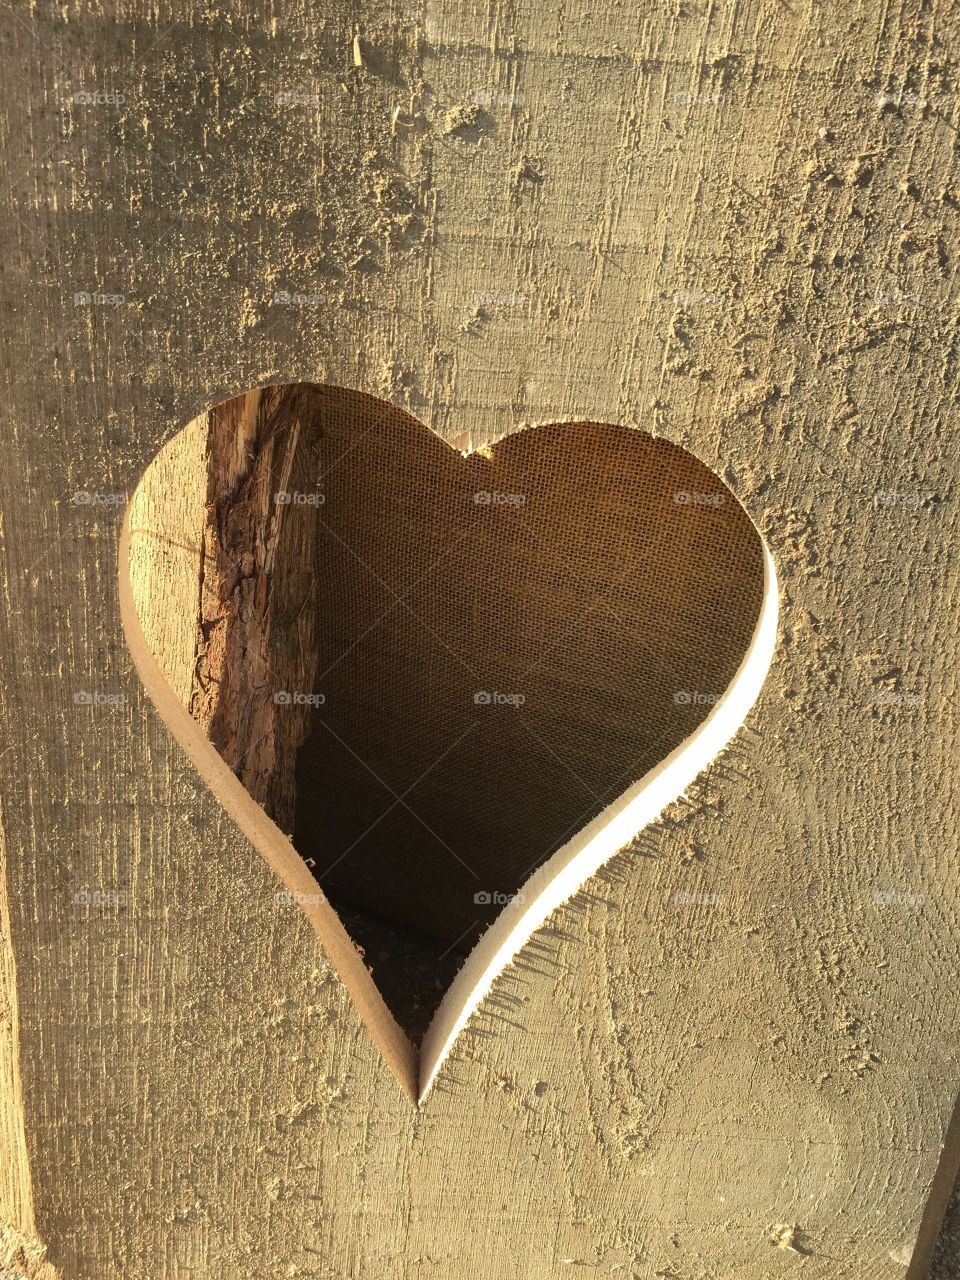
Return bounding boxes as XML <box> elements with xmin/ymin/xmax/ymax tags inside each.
<box><xmin>189</xmin><ymin>385</ymin><xmax>320</xmax><ymax>833</ymax></box>
<box><xmin>0</xmin><ymin>808</ymin><xmax>59</xmax><ymax>1280</ymax></box>
<box><xmin>0</xmin><ymin>3</ymin><xmax>958</xmax><ymax>1279</ymax></box>
<box><xmin>126</xmin><ymin>383</ymin><xmax>773</xmax><ymax>1063</ymax></box>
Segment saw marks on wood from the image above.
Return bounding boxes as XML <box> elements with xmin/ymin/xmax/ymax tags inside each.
<box><xmin>0</xmin><ymin>0</ymin><xmax>957</xmax><ymax>1277</ymax></box>
<box><xmin>0</xmin><ymin>804</ymin><xmax>59</xmax><ymax>1280</ymax></box>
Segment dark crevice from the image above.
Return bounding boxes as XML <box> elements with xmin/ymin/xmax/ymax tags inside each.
<box><xmin>325</xmin><ymin>897</ymin><xmax>467</xmax><ymax>1044</ymax></box>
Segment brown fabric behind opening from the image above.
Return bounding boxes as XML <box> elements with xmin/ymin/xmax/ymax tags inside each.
<box><xmin>287</xmin><ymin>386</ymin><xmax>765</xmax><ymax>951</ymax></box>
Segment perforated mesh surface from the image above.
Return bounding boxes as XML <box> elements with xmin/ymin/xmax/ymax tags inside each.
<box><xmin>287</xmin><ymin>386</ymin><xmax>765</xmax><ymax>951</ymax></box>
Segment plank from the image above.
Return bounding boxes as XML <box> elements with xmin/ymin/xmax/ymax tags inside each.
<box><xmin>0</xmin><ymin>2</ymin><xmax>957</xmax><ymax>1278</ymax></box>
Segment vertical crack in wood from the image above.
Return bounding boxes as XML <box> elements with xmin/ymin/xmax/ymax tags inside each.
<box><xmin>188</xmin><ymin>388</ymin><xmax>320</xmax><ymax>834</ymax></box>
<box><xmin>0</xmin><ymin>800</ymin><xmax>60</xmax><ymax>1279</ymax></box>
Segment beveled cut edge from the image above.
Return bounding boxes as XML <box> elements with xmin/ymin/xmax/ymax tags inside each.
<box><xmin>119</xmin><ymin>397</ymin><xmax>777</xmax><ymax>1110</ymax></box>
<box><xmin>118</xmin><ymin>501</ymin><xmax>420</xmax><ymax>1105</ymax></box>
<box><xmin>418</xmin><ymin>543</ymin><xmax>779</xmax><ymax>1102</ymax></box>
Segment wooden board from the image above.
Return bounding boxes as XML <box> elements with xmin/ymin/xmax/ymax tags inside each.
<box><xmin>0</xmin><ymin>3</ymin><xmax>958</xmax><ymax>1278</ymax></box>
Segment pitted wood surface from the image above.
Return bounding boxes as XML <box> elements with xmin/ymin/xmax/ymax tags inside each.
<box><xmin>0</xmin><ymin>3</ymin><xmax>957</xmax><ymax>1279</ymax></box>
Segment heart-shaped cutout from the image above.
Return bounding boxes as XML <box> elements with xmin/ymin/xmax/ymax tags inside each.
<box><xmin>120</xmin><ymin>383</ymin><xmax>777</xmax><ymax>1103</ymax></box>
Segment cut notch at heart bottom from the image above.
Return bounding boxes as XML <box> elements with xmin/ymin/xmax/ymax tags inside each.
<box><xmin>120</xmin><ymin>382</ymin><xmax>778</xmax><ymax>1104</ymax></box>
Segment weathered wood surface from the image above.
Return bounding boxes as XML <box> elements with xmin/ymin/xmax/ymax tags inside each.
<box><xmin>0</xmin><ymin>809</ymin><xmax>58</xmax><ymax>1280</ymax></box>
<box><xmin>0</xmin><ymin>3</ymin><xmax>958</xmax><ymax>1279</ymax></box>
<box><xmin>185</xmin><ymin>386</ymin><xmax>320</xmax><ymax>834</ymax></box>
<box><xmin>124</xmin><ymin>385</ymin><xmax>774</xmax><ymax>1087</ymax></box>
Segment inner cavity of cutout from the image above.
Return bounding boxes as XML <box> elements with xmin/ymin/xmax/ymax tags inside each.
<box><xmin>126</xmin><ymin>382</ymin><xmax>765</xmax><ymax>1044</ymax></box>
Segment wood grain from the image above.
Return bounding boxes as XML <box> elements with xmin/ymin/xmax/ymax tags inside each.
<box><xmin>124</xmin><ymin>382</ymin><xmax>778</xmax><ymax>1091</ymax></box>
<box><xmin>0</xmin><ymin>2</ymin><xmax>957</xmax><ymax>1278</ymax></box>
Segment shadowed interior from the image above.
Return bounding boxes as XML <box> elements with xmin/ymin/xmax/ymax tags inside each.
<box><xmin>126</xmin><ymin>383</ymin><xmax>765</xmax><ymax>1041</ymax></box>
